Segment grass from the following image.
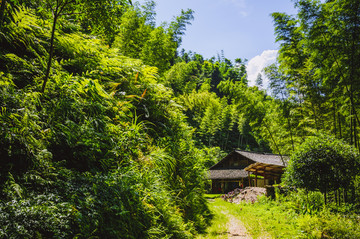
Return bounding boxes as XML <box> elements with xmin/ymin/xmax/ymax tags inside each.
<box><xmin>197</xmin><ymin>194</ymin><xmax>271</xmax><ymax>238</ymax></box>
<box><xmin>199</xmin><ymin>193</ymin><xmax>360</xmax><ymax>239</ymax></box>
<box><xmin>234</xmin><ymin>197</ymin><xmax>301</xmax><ymax>238</ymax></box>
<box><xmin>198</xmin><ymin>194</ymin><xmax>299</xmax><ymax>238</ymax></box>
<box><xmin>196</xmin><ymin>195</ymin><xmax>229</xmax><ymax>239</ymax></box>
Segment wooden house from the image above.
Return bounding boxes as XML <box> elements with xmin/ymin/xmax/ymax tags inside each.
<box><xmin>209</xmin><ymin>150</ymin><xmax>287</xmax><ymax>193</ymax></box>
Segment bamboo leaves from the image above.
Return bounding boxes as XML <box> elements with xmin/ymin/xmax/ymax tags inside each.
<box><xmin>272</xmin><ymin>0</ymin><xmax>360</xmax><ymax>149</ymax></box>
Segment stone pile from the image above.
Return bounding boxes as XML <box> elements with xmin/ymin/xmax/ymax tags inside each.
<box><xmin>223</xmin><ymin>187</ymin><xmax>266</xmax><ymax>204</ymax></box>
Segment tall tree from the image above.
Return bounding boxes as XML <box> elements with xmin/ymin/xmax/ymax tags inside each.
<box><xmin>168</xmin><ymin>9</ymin><xmax>194</xmax><ymax>48</ymax></box>
<box><xmin>113</xmin><ymin>8</ymin><xmax>151</xmax><ymax>59</ymax></box>
<box><xmin>141</xmin><ymin>26</ymin><xmax>177</xmax><ymax>73</ymax></box>
<box><xmin>40</xmin><ymin>0</ymin><xmax>132</xmax><ymax>93</ymax></box>
<box><xmin>255</xmin><ymin>73</ymin><xmax>263</xmax><ymax>89</ymax></box>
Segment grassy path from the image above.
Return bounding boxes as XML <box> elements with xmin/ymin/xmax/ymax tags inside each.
<box><xmin>197</xmin><ymin>195</ymin><xmax>252</xmax><ymax>239</ymax></box>
<box><xmin>227</xmin><ymin>213</ymin><xmax>250</xmax><ymax>238</ymax></box>
<box><xmin>197</xmin><ymin>194</ymin><xmax>299</xmax><ymax>238</ymax></box>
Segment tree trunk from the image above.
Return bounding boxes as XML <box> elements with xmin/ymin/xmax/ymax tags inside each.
<box><xmin>335</xmin><ymin>189</ymin><xmax>337</xmax><ymax>205</ymax></box>
<box><xmin>350</xmin><ymin>105</ymin><xmax>353</xmax><ymax>145</ymax></box>
<box><xmin>288</xmin><ymin>117</ymin><xmax>295</xmax><ymax>151</ymax></box>
<box><xmin>333</xmin><ymin>101</ymin><xmax>337</xmax><ymax>137</ymax></box>
<box><xmin>352</xmin><ymin>185</ymin><xmax>356</xmax><ymax>203</ymax></box>
<box><xmin>354</xmin><ymin>117</ymin><xmax>358</xmax><ymax>149</ymax></box>
<box><xmin>344</xmin><ymin>189</ymin><xmax>347</xmax><ymax>203</ymax></box>
<box><xmin>42</xmin><ymin>13</ymin><xmax>58</xmax><ymax>93</ymax></box>
<box><xmin>338</xmin><ymin>112</ymin><xmax>342</xmax><ymax>138</ymax></box>
<box><xmin>311</xmin><ymin>101</ymin><xmax>319</xmax><ymax>131</ymax></box>
<box><xmin>224</xmin><ymin>131</ymin><xmax>230</xmax><ymax>150</ymax></box>
<box><xmin>285</xmin><ymin>103</ymin><xmax>295</xmax><ymax>151</ymax></box>
<box><xmin>263</xmin><ymin>119</ymin><xmax>285</xmax><ymax>166</ymax></box>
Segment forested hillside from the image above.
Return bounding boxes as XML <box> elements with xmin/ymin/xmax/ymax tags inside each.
<box><xmin>0</xmin><ymin>1</ymin><xmax>212</xmax><ymax>237</ymax></box>
<box><xmin>1</xmin><ymin>0</ymin><xmax>360</xmax><ymax>238</ymax></box>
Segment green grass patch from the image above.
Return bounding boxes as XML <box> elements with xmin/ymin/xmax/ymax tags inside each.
<box><xmin>200</xmin><ymin>193</ymin><xmax>360</xmax><ymax>238</ymax></box>
<box><xmin>235</xmin><ymin>196</ymin><xmax>360</xmax><ymax>238</ymax></box>
<box><xmin>196</xmin><ymin>195</ymin><xmax>228</xmax><ymax>239</ymax></box>
<box><xmin>204</xmin><ymin>194</ymin><xmax>222</xmax><ymax>199</ymax></box>
<box><xmin>235</xmin><ymin>197</ymin><xmax>301</xmax><ymax>238</ymax></box>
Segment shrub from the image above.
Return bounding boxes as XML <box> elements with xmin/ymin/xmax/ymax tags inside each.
<box><xmin>297</xmin><ymin>209</ymin><xmax>360</xmax><ymax>239</ymax></box>
<box><xmin>281</xmin><ymin>189</ymin><xmax>324</xmax><ymax>215</ymax></box>
<box><xmin>284</xmin><ymin>134</ymin><xmax>360</xmax><ymax>198</ymax></box>
<box><xmin>0</xmin><ymin>194</ymin><xmax>75</xmax><ymax>239</ymax></box>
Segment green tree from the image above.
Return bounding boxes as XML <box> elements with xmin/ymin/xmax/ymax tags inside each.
<box><xmin>137</xmin><ymin>0</ymin><xmax>156</xmax><ymax>27</ymax></box>
<box><xmin>264</xmin><ymin>63</ymin><xmax>289</xmax><ymax>100</ymax></box>
<box><xmin>164</xmin><ymin>61</ymin><xmax>200</xmax><ymax>95</ymax></box>
<box><xmin>168</xmin><ymin>8</ymin><xmax>194</xmax><ymax>47</ymax></box>
<box><xmin>40</xmin><ymin>0</ymin><xmax>132</xmax><ymax>92</ymax></box>
<box><xmin>140</xmin><ymin>26</ymin><xmax>177</xmax><ymax>73</ymax></box>
<box><xmin>255</xmin><ymin>73</ymin><xmax>263</xmax><ymax>89</ymax></box>
<box><xmin>273</xmin><ymin>0</ymin><xmax>360</xmax><ymax>149</ymax></box>
<box><xmin>113</xmin><ymin>8</ymin><xmax>151</xmax><ymax>59</ymax></box>
<box><xmin>284</xmin><ymin>134</ymin><xmax>360</xmax><ymax>203</ymax></box>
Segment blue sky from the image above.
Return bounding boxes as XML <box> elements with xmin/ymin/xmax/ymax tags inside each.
<box><xmin>135</xmin><ymin>0</ymin><xmax>298</xmax><ymax>85</ymax></box>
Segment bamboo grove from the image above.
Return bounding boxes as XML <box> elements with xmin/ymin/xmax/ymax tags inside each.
<box><xmin>269</xmin><ymin>0</ymin><xmax>360</xmax><ymax>150</ymax></box>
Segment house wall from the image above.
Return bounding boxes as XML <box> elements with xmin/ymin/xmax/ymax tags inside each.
<box><xmin>211</xmin><ymin>177</ymin><xmax>280</xmax><ymax>193</ymax></box>
<box><xmin>211</xmin><ymin>178</ymin><xmax>251</xmax><ymax>193</ymax></box>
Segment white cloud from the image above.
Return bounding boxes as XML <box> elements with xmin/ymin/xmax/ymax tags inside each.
<box><xmin>246</xmin><ymin>50</ymin><xmax>278</xmax><ymax>87</ymax></box>
<box><xmin>221</xmin><ymin>0</ymin><xmax>248</xmax><ymax>17</ymax></box>
<box><xmin>222</xmin><ymin>0</ymin><xmax>246</xmax><ymax>7</ymax></box>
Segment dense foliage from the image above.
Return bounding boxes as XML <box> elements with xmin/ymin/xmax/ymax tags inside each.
<box><xmin>1</xmin><ymin>0</ymin><xmax>360</xmax><ymax>237</ymax></box>
<box><xmin>269</xmin><ymin>0</ymin><xmax>360</xmax><ymax>209</ymax></box>
<box><xmin>266</xmin><ymin>0</ymin><xmax>360</xmax><ymax>151</ymax></box>
<box><xmin>0</xmin><ymin>2</ymin><xmax>212</xmax><ymax>238</ymax></box>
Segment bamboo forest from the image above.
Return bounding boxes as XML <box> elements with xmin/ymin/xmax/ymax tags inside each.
<box><xmin>1</xmin><ymin>0</ymin><xmax>360</xmax><ymax>238</ymax></box>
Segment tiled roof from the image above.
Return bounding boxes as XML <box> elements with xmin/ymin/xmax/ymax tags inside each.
<box><xmin>234</xmin><ymin>150</ymin><xmax>287</xmax><ymax>166</ymax></box>
<box><xmin>208</xmin><ymin>151</ymin><xmax>288</xmax><ymax>180</ymax></box>
<box><xmin>209</xmin><ymin>169</ymin><xmax>248</xmax><ymax>179</ymax></box>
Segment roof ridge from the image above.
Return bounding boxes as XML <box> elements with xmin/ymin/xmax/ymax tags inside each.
<box><xmin>235</xmin><ymin>150</ymin><xmax>286</xmax><ymax>157</ymax></box>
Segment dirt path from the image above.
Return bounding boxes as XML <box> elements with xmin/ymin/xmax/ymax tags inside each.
<box><xmin>197</xmin><ymin>196</ymin><xmax>254</xmax><ymax>239</ymax></box>
<box><xmin>227</xmin><ymin>214</ymin><xmax>251</xmax><ymax>239</ymax></box>
<box><xmin>219</xmin><ymin>210</ymin><xmax>251</xmax><ymax>239</ymax></box>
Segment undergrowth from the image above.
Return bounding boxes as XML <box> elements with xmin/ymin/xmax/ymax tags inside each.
<box><xmin>0</xmin><ymin>5</ymin><xmax>212</xmax><ymax>238</ymax></box>
<box><xmin>196</xmin><ymin>195</ymin><xmax>233</xmax><ymax>239</ymax></box>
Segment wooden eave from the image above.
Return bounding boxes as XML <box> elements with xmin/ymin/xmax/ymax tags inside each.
<box><xmin>244</xmin><ymin>162</ymin><xmax>285</xmax><ymax>177</ymax></box>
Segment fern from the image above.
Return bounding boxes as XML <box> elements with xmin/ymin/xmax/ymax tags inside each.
<box><xmin>5</xmin><ymin>173</ymin><xmax>23</xmax><ymax>198</ymax></box>
<box><xmin>1</xmin><ymin>6</ymin><xmax>40</xmax><ymax>51</ymax></box>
